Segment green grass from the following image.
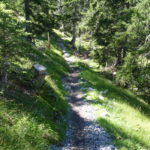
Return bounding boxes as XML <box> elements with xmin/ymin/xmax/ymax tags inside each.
<box><xmin>52</xmin><ymin>31</ymin><xmax>150</xmax><ymax>150</ymax></box>
<box><xmin>79</xmin><ymin>63</ymin><xmax>150</xmax><ymax>150</ymax></box>
<box><xmin>0</xmin><ymin>35</ymin><xmax>69</xmax><ymax>150</ymax></box>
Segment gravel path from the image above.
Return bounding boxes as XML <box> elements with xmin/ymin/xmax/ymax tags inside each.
<box><xmin>52</xmin><ymin>41</ymin><xmax>117</xmax><ymax>150</ymax></box>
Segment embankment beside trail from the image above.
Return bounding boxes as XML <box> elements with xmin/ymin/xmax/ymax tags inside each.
<box><xmin>0</xmin><ymin>35</ymin><xmax>69</xmax><ymax>150</ymax></box>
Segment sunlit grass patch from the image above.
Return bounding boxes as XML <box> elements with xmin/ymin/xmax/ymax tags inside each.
<box><xmin>53</xmin><ymin>29</ymin><xmax>72</xmax><ymax>42</ymax></box>
<box><xmin>0</xmin><ymin>99</ymin><xmax>59</xmax><ymax>150</ymax></box>
<box><xmin>79</xmin><ymin>64</ymin><xmax>150</xmax><ymax>150</ymax></box>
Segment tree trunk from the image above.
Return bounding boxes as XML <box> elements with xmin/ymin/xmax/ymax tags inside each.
<box><xmin>47</xmin><ymin>31</ymin><xmax>51</xmax><ymax>49</ymax></box>
<box><xmin>116</xmin><ymin>47</ymin><xmax>122</xmax><ymax>66</ymax></box>
<box><xmin>24</xmin><ymin>0</ymin><xmax>32</xmax><ymax>42</ymax></box>
<box><xmin>2</xmin><ymin>72</ymin><xmax>8</xmax><ymax>84</ymax></box>
<box><xmin>71</xmin><ymin>23</ymin><xmax>76</xmax><ymax>49</ymax></box>
<box><xmin>1</xmin><ymin>61</ymin><xmax>9</xmax><ymax>88</ymax></box>
<box><xmin>122</xmin><ymin>48</ymin><xmax>126</xmax><ymax>58</ymax></box>
<box><xmin>77</xmin><ymin>28</ymin><xmax>81</xmax><ymax>52</ymax></box>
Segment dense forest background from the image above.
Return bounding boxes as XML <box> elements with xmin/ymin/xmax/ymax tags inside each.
<box><xmin>0</xmin><ymin>0</ymin><xmax>150</xmax><ymax>101</ymax></box>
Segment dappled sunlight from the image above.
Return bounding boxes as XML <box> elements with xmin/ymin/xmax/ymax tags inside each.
<box><xmin>0</xmin><ymin>98</ymin><xmax>59</xmax><ymax>150</ymax></box>
<box><xmin>80</xmin><ymin>69</ymin><xmax>150</xmax><ymax>117</ymax></box>
<box><xmin>13</xmin><ymin>57</ymin><xmax>32</xmax><ymax>69</ymax></box>
<box><xmin>52</xmin><ymin>46</ymin><xmax>62</xmax><ymax>56</ymax></box>
<box><xmin>84</xmin><ymin>89</ymin><xmax>106</xmax><ymax>101</ymax></box>
<box><xmin>77</xmin><ymin>76</ymin><xmax>150</xmax><ymax>149</ymax></box>
<box><xmin>73</xmin><ymin>56</ymin><xmax>150</xmax><ymax>149</ymax></box>
<box><xmin>0</xmin><ymin>33</ymin><xmax>70</xmax><ymax>149</ymax></box>
<box><xmin>64</xmin><ymin>55</ymin><xmax>78</xmax><ymax>63</ymax></box>
<box><xmin>53</xmin><ymin>29</ymin><xmax>72</xmax><ymax>42</ymax></box>
<box><xmin>46</xmin><ymin>76</ymin><xmax>65</xmax><ymax>101</ymax></box>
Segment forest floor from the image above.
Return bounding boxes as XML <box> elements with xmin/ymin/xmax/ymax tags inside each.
<box><xmin>52</xmin><ymin>41</ymin><xmax>117</xmax><ymax>150</ymax></box>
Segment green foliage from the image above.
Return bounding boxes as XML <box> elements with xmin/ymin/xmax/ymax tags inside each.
<box><xmin>29</xmin><ymin>0</ymin><xmax>59</xmax><ymax>37</ymax></box>
<box><xmin>79</xmin><ymin>62</ymin><xmax>150</xmax><ymax>150</ymax></box>
<box><xmin>77</xmin><ymin>0</ymin><xmax>150</xmax><ymax>101</ymax></box>
<box><xmin>0</xmin><ymin>2</ymin><xmax>25</xmax><ymax>81</ymax></box>
<box><xmin>116</xmin><ymin>53</ymin><xmax>138</xmax><ymax>87</ymax></box>
<box><xmin>0</xmin><ymin>35</ymin><xmax>69</xmax><ymax>149</ymax></box>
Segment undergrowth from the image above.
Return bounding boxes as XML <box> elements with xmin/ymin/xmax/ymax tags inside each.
<box><xmin>0</xmin><ymin>34</ymin><xmax>69</xmax><ymax>150</ymax></box>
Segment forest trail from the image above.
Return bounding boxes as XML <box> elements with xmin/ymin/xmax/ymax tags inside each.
<box><xmin>52</xmin><ymin>41</ymin><xmax>117</xmax><ymax>150</ymax></box>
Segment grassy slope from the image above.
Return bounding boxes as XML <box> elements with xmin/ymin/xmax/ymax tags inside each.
<box><xmin>0</xmin><ymin>36</ymin><xmax>69</xmax><ymax>150</ymax></box>
<box><xmin>79</xmin><ymin>63</ymin><xmax>150</xmax><ymax>150</ymax></box>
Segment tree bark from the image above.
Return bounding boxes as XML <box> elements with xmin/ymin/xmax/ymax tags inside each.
<box><xmin>47</xmin><ymin>31</ymin><xmax>51</xmax><ymax>49</ymax></box>
<box><xmin>122</xmin><ymin>48</ymin><xmax>126</xmax><ymax>58</ymax></box>
<box><xmin>77</xmin><ymin>28</ymin><xmax>81</xmax><ymax>52</ymax></box>
<box><xmin>116</xmin><ymin>47</ymin><xmax>122</xmax><ymax>66</ymax></box>
<box><xmin>2</xmin><ymin>72</ymin><xmax>8</xmax><ymax>84</ymax></box>
<box><xmin>1</xmin><ymin>60</ymin><xmax>9</xmax><ymax>87</ymax></box>
<box><xmin>24</xmin><ymin>0</ymin><xmax>32</xmax><ymax>42</ymax></box>
<box><xmin>71</xmin><ymin>23</ymin><xmax>76</xmax><ymax>49</ymax></box>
